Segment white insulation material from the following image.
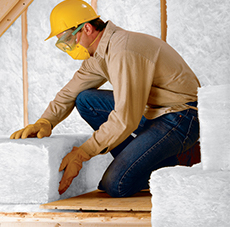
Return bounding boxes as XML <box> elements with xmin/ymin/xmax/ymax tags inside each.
<box><xmin>198</xmin><ymin>85</ymin><xmax>230</xmax><ymax>171</ymax></box>
<box><xmin>167</xmin><ymin>0</ymin><xmax>230</xmax><ymax>86</ymax></box>
<box><xmin>0</xmin><ymin>135</ymin><xmax>112</xmax><ymax>204</ymax></box>
<box><xmin>150</xmin><ymin>164</ymin><xmax>230</xmax><ymax>227</ymax></box>
<box><xmin>98</xmin><ymin>0</ymin><xmax>160</xmax><ymax>36</ymax></box>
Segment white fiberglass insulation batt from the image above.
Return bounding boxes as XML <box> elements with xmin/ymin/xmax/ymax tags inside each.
<box><xmin>150</xmin><ymin>164</ymin><xmax>230</xmax><ymax>227</ymax></box>
<box><xmin>167</xmin><ymin>0</ymin><xmax>230</xmax><ymax>86</ymax></box>
<box><xmin>198</xmin><ymin>85</ymin><xmax>230</xmax><ymax>171</ymax></box>
<box><xmin>0</xmin><ymin>134</ymin><xmax>113</xmax><ymax>204</ymax></box>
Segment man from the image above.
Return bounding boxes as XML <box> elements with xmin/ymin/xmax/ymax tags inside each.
<box><xmin>10</xmin><ymin>0</ymin><xmax>200</xmax><ymax>197</ymax></box>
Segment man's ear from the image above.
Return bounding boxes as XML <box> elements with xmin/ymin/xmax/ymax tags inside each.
<box><xmin>83</xmin><ymin>23</ymin><xmax>93</xmax><ymax>35</ymax></box>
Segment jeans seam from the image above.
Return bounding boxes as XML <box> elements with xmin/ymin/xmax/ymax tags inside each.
<box><xmin>182</xmin><ymin>115</ymin><xmax>199</xmax><ymax>151</ymax></box>
<box><xmin>173</xmin><ymin>109</ymin><xmax>189</xmax><ymax>138</ymax></box>
<box><xmin>183</xmin><ymin>116</ymin><xmax>194</xmax><ymax>144</ymax></box>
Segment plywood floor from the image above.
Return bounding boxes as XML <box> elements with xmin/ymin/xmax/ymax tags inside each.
<box><xmin>40</xmin><ymin>189</ymin><xmax>152</xmax><ymax>211</ymax></box>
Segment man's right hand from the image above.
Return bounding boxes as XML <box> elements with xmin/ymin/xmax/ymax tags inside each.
<box><xmin>10</xmin><ymin>118</ymin><xmax>52</xmax><ymax>139</ymax></box>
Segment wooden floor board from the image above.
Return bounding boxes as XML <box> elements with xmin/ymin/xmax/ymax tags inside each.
<box><xmin>40</xmin><ymin>190</ymin><xmax>152</xmax><ymax>212</ymax></box>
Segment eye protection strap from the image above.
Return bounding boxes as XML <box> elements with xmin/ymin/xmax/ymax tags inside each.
<box><xmin>72</xmin><ymin>23</ymin><xmax>86</xmax><ymax>35</ymax></box>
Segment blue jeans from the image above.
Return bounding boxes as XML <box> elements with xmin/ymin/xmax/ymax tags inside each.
<box><xmin>75</xmin><ymin>89</ymin><xmax>199</xmax><ymax>197</ymax></box>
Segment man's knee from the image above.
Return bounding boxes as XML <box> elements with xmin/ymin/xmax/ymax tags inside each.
<box><xmin>98</xmin><ymin>170</ymin><xmax>135</xmax><ymax>198</ymax></box>
<box><xmin>98</xmin><ymin>178</ymin><xmax>123</xmax><ymax>198</ymax></box>
<box><xmin>75</xmin><ymin>89</ymin><xmax>94</xmax><ymax>110</ymax></box>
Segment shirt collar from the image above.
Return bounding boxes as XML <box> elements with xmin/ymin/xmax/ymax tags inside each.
<box><xmin>94</xmin><ymin>20</ymin><xmax>117</xmax><ymax>59</ymax></box>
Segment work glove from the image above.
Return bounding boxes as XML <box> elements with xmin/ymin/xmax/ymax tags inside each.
<box><xmin>10</xmin><ymin>118</ymin><xmax>52</xmax><ymax>139</ymax></box>
<box><xmin>58</xmin><ymin>147</ymin><xmax>91</xmax><ymax>195</ymax></box>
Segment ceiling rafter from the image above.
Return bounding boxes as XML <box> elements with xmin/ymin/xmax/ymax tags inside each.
<box><xmin>0</xmin><ymin>0</ymin><xmax>34</xmax><ymax>37</ymax></box>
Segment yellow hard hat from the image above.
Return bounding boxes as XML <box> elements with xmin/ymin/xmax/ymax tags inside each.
<box><xmin>45</xmin><ymin>0</ymin><xmax>100</xmax><ymax>41</ymax></box>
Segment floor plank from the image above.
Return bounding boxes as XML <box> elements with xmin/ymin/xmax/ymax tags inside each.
<box><xmin>40</xmin><ymin>190</ymin><xmax>152</xmax><ymax>211</ymax></box>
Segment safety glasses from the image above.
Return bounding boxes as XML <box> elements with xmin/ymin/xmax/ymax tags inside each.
<box><xmin>55</xmin><ymin>23</ymin><xmax>85</xmax><ymax>52</ymax></box>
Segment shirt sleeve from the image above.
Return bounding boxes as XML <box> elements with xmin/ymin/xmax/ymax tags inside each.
<box><xmin>80</xmin><ymin>50</ymin><xmax>156</xmax><ymax>157</ymax></box>
<box><xmin>41</xmin><ymin>60</ymin><xmax>107</xmax><ymax>127</ymax></box>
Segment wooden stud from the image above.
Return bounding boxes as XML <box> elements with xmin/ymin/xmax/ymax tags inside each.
<box><xmin>160</xmin><ymin>0</ymin><xmax>167</xmax><ymax>42</ymax></box>
<box><xmin>91</xmin><ymin>0</ymin><xmax>98</xmax><ymax>14</ymax></box>
<box><xmin>0</xmin><ymin>0</ymin><xmax>33</xmax><ymax>126</ymax></box>
<box><xmin>21</xmin><ymin>9</ymin><xmax>29</xmax><ymax>126</ymax></box>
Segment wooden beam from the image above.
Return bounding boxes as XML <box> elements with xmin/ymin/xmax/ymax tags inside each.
<box><xmin>0</xmin><ymin>212</ymin><xmax>151</xmax><ymax>226</ymax></box>
<box><xmin>21</xmin><ymin>9</ymin><xmax>29</xmax><ymax>127</ymax></box>
<box><xmin>91</xmin><ymin>0</ymin><xmax>98</xmax><ymax>14</ymax></box>
<box><xmin>0</xmin><ymin>0</ymin><xmax>19</xmax><ymax>22</ymax></box>
<box><xmin>160</xmin><ymin>0</ymin><xmax>167</xmax><ymax>42</ymax></box>
<box><xmin>0</xmin><ymin>0</ymin><xmax>34</xmax><ymax>37</ymax></box>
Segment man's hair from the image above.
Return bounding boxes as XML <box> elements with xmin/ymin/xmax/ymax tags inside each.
<box><xmin>72</xmin><ymin>18</ymin><xmax>106</xmax><ymax>32</ymax></box>
<box><xmin>88</xmin><ymin>18</ymin><xmax>106</xmax><ymax>31</ymax></box>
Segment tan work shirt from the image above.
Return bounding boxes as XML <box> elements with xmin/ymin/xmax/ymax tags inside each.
<box><xmin>41</xmin><ymin>21</ymin><xmax>201</xmax><ymax>157</ymax></box>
